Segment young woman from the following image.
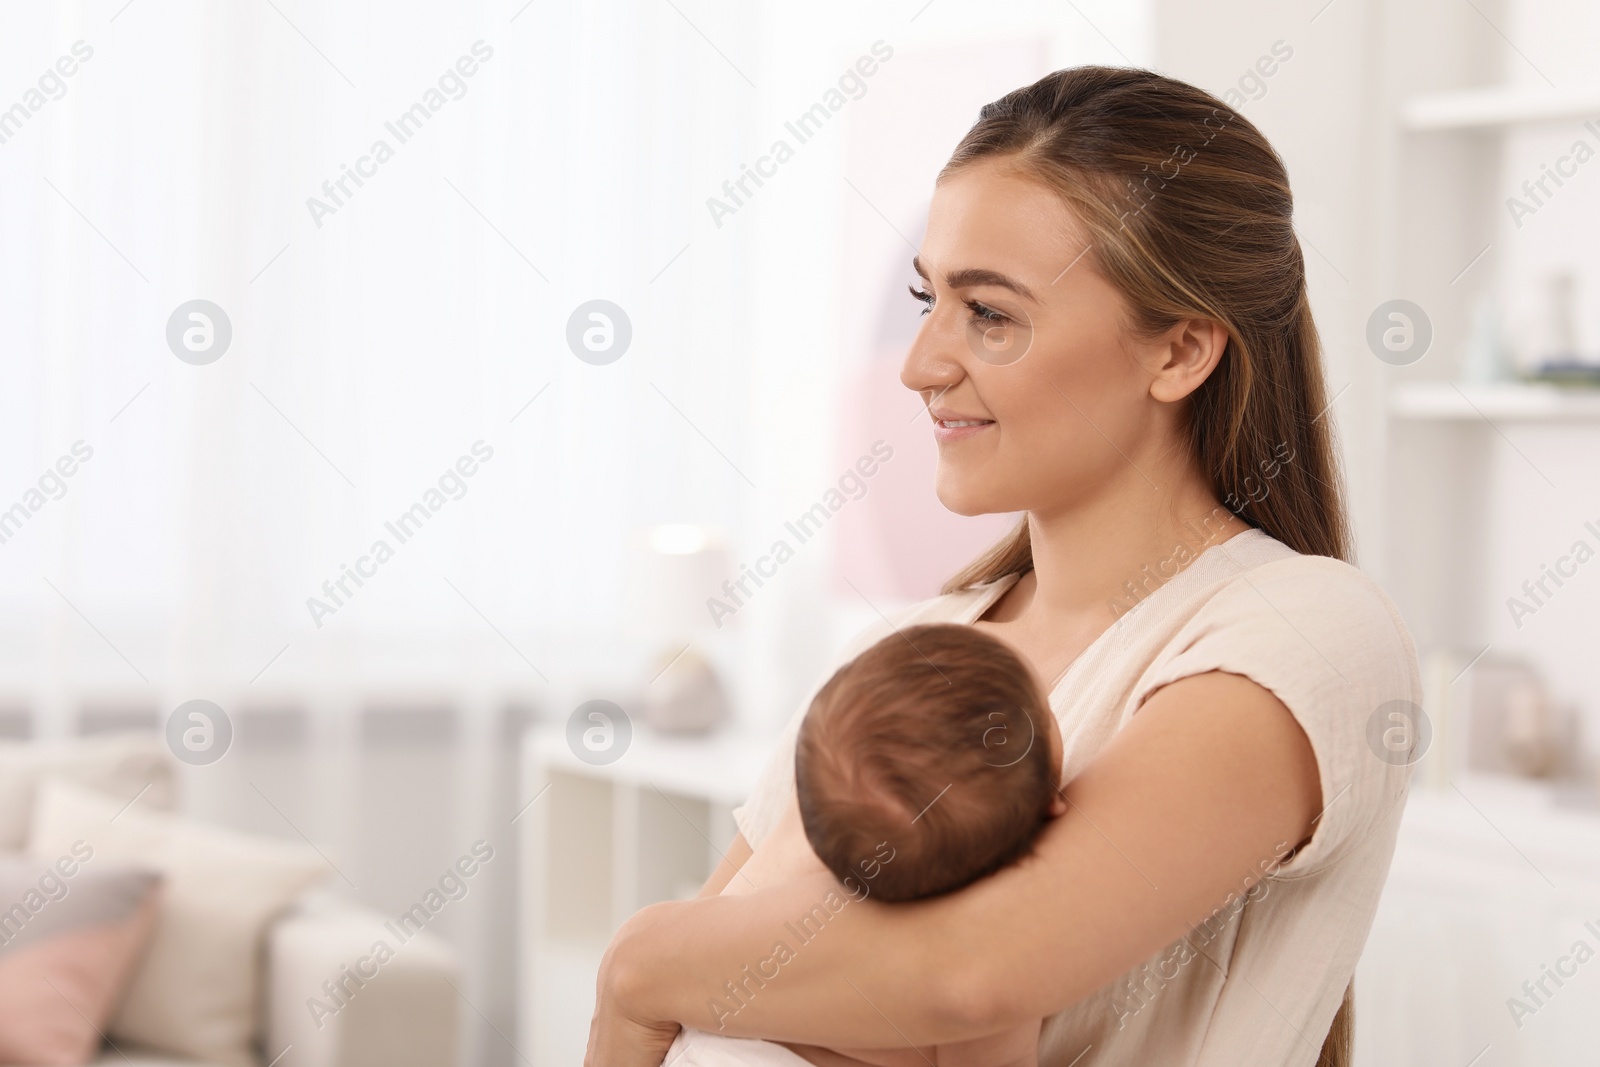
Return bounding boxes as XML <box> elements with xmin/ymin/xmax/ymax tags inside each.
<box><xmin>585</xmin><ymin>66</ymin><xmax>1420</xmax><ymax>1067</ymax></box>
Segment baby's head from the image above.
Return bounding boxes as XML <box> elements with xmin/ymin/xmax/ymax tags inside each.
<box><xmin>795</xmin><ymin>623</ymin><xmax>1062</xmax><ymax>903</ymax></box>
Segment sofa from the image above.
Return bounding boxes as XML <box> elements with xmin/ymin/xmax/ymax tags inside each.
<box><xmin>0</xmin><ymin>733</ymin><xmax>460</xmax><ymax>1067</ymax></box>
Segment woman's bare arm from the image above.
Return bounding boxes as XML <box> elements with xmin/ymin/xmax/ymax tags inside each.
<box><xmin>588</xmin><ymin>670</ymin><xmax>1321</xmax><ymax>1060</ymax></box>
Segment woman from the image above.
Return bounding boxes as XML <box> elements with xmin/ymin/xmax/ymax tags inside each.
<box><xmin>586</xmin><ymin>66</ymin><xmax>1419</xmax><ymax>1067</ymax></box>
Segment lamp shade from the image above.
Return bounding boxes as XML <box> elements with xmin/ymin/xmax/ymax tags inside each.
<box><xmin>621</xmin><ymin>524</ymin><xmax>732</xmax><ymax>639</ymax></box>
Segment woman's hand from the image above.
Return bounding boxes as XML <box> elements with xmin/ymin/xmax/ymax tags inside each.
<box><xmin>584</xmin><ymin>906</ymin><xmax>683</xmax><ymax>1067</ymax></box>
<box><xmin>582</xmin><ymin>997</ymin><xmax>679</xmax><ymax>1067</ymax></box>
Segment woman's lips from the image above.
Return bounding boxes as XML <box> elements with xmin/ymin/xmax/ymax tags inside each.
<box><xmin>931</xmin><ymin>416</ymin><xmax>995</xmax><ymax>443</ymax></box>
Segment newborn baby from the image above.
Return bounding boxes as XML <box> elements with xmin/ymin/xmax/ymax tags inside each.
<box><xmin>665</xmin><ymin>623</ymin><xmax>1065</xmax><ymax>1067</ymax></box>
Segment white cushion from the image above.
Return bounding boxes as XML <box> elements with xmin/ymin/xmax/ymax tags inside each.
<box><xmin>266</xmin><ymin>898</ymin><xmax>459</xmax><ymax>1067</ymax></box>
<box><xmin>0</xmin><ymin>734</ymin><xmax>175</xmax><ymax>851</ymax></box>
<box><xmin>92</xmin><ymin>1048</ymin><xmax>220</xmax><ymax>1067</ymax></box>
<box><xmin>29</xmin><ymin>779</ymin><xmax>329</xmax><ymax>1067</ymax></box>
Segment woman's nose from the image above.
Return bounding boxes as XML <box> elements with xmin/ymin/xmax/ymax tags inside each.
<box><xmin>899</xmin><ymin>314</ymin><xmax>965</xmax><ymax>399</ymax></box>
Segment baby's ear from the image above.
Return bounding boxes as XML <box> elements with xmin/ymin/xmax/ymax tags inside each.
<box><xmin>1048</xmin><ymin>790</ymin><xmax>1068</xmax><ymax>818</ymax></box>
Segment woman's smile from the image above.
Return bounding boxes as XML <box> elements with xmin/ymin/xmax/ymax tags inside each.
<box><xmin>929</xmin><ymin>406</ymin><xmax>996</xmax><ymax>443</ymax></box>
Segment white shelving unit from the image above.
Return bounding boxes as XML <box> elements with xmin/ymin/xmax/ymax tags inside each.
<box><xmin>1358</xmin><ymin>776</ymin><xmax>1600</xmax><ymax>1064</ymax></box>
<box><xmin>516</xmin><ymin>723</ymin><xmax>778</xmax><ymax>1065</ymax></box>
<box><xmin>1372</xmin><ymin>31</ymin><xmax>1600</xmax><ymax>1051</ymax></box>
<box><xmin>1380</xmin><ymin>68</ymin><xmax>1600</xmax><ymax>723</ymax></box>
<box><xmin>1390</xmin><ymin>381</ymin><xmax>1600</xmax><ymax>421</ymax></box>
<box><xmin>1400</xmin><ymin>85</ymin><xmax>1600</xmax><ymax>131</ymax></box>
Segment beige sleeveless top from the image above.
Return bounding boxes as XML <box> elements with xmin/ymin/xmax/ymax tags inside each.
<box><xmin>732</xmin><ymin>529</ymin><xmax>1421</xmax><ymax>1066</ymax></box>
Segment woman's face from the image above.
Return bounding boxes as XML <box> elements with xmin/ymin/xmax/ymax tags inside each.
<box><xmin>901</xmin><ymin>158</ymin><xmax>1180</xmax><ymax>518</ymax></box>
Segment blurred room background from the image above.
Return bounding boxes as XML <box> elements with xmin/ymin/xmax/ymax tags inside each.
<box><xmin>3</xmin><ymin>0</ymin><xmax>1600</xmax><ymax>1064</ymax></box>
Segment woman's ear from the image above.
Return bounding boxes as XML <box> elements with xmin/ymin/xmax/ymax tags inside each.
<box><xmin>1148</xmin><ymin>317</ymin><xmax>1229</xmax><ymax>403</ymax></box>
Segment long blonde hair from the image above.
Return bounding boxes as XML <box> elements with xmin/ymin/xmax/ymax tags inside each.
<box><xmin>937</xmin><ymin>66</ymin><xmax>1351</xmax><ymax>597</ymax></box>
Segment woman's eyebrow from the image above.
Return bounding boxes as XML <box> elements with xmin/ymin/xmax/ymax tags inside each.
<box><xmin>911</xmin><ymin>256</ymin><xmax>1038</xmax><ymax>302</ymax></box>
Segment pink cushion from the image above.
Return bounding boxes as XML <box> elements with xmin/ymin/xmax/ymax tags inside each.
<box><xmin>0</xmin><ymin>854</ymin><xmax>161</xmax><ymax>1065</ymax></box>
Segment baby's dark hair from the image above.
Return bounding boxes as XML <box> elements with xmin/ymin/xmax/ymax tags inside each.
<box><xmin>795</xmin><ymin>623</ymin><xmax>1057</xmax><ymax>903</ymax></box>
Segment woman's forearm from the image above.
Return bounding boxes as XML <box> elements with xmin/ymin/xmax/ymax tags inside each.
<box><xmin>608</xmin><ymin>804</ymin><xmax>1160</xmax><ymax>1048</ymax></box>
<box><xmin>610</xmin><ymin>871</ymin><xmax>994</xmax><ymax>1048</ymax></box>
<box><xmin>602</xmin><ymin>672</ymin><xmax>1322</xmax><ymax>1052</ymax></box>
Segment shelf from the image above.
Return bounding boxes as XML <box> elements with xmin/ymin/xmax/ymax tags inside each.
<box><xmin>520</xmin><ymin>723</ymin><xmax>775</xmax><ymax>1064</ymax></box>
<box><xmin>1389</xmin><ymin>381</ymin><xmax>1600</xmax><ymax>421</ymax></box>
<box><xmin>1400</xmin><ymin>85</ymin><xmax>1600</xmax><ymax>131</ymax></box>
<box><xmin>1389</xmin><ymin>776</ymin><xmax>1600</xmax><ymax>897</ymax></box>
<box><xmin>523</xmin><ymin>722</ymin><xmax>778</xmax><ymax>807</ymax></box>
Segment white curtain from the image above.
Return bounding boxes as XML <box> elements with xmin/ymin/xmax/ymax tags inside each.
<box><xmin>0</xmin><ymin>2</ymin><xmax>1148</xmax><ymax>1063</ymax></box>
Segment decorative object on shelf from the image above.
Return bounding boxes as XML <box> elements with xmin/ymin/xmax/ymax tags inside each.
<box><xmin>638</xmin><ymin>644</ymin><xmax>729</xmax><ymax>734</ymax></box>
<box><xmin>1463</xmin><ymin>656</ymin><xmax>1578</xmax><ymax>779</ymax></box>
<box><xmin>1501</xmin><ymin>679</ymin><xmax>1562</xmax><ymax>777</ymax></box>
<box><xmin>1459</xmin><ymin>294</ymin><xmax>1509</xmax><ymax>384</ymax></box>
<box><xmin>1545</xmin><ymin>271</ymin><xmax>1581</xmax><ymax>362</ymax></box>
<box><xmin>1519</xmin><ymin>270</ymin><xmax>1600</xmax><ymax>384</ymax></box>
<box><xmin>623</xmin><ymin>524</ymin><xmax>732</xmax><ymax>734</ymax></box>
<box><xmin>1415</xmin><ymin>648</ymin><xmax>1465</xmax><ymax>788</ymax></box>
<box><xmin>1525</xmin><ymin>358</ymin><xmax>1600</xmax><ymax>386</ymax></box>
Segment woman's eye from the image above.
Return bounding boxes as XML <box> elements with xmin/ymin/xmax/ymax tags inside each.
<box><xmin>967</xmin><ymin>301</ymin><xmax>1008</xmax><ymax>324</ymax></box>
<box><xmin>907</xmin><ymin>287</ymin><xmax>1009</xmax><ymax>326</ymax></box>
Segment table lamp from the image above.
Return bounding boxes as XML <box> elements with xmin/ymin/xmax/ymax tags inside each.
<box><xmin>623</xmin><ymin>524</ymin><xmax>733</xmax><ymax>734</ymax></box>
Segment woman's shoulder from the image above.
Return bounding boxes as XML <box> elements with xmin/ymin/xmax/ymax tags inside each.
<box><xmin>1136</xmin><ymin>536</ymin><xmax>1422</xmax><ymax>876</ymax></box>
<box><xmin>1215</xmin><ymin>544</ymin><xmax>1414</xmax><ymax>652</ymax></box>
<box><xmin>1147</xmin><ymin>534</ymin><xmax>1422</xmax><ymax>720</ymax></box>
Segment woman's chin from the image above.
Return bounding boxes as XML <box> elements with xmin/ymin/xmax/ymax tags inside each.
<box><xmin>934</xmin><ymin>478</ymin><xmax>1007</xmax><ymax>518</ymax></box>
